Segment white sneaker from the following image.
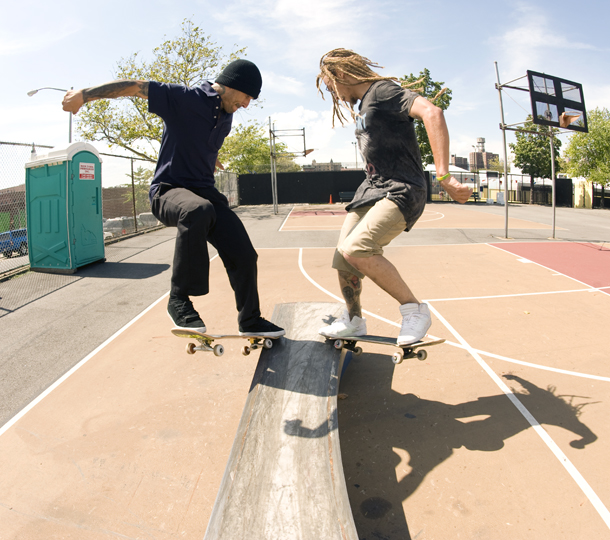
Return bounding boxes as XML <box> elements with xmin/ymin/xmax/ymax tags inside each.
<box><xmin>319</xmin><ymin>309</ymin><xmax>367</xmax><ymax>338</ymax></box>
<box><xmin>397</xmin><ymin>303</ymin><xmax>431</xmax><ymax>346</ymax></box>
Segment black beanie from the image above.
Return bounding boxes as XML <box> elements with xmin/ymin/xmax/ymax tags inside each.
<box><xmin>215</xmin><ymin>59</ymin><xmax>262</xmax><ymax>99</ymax></box>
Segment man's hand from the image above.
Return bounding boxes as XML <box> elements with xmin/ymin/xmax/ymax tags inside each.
<box><xmin>440</xmin><ymin>176</ymin><xmax>473</xmax><ymax>204</ymax></box>
<box><xmin>215</xmin><ymin>159</ymin><xmax>225</xmax><ymax>171</ymax></box>
<box><xmin>62</xmin><ymin>89</ymin><xmax>85</xmax><ymax>115</ymax></box>
<box><xmin>61</xmin><ymin>80</ymin><xmax>149</xmax><ymax>116</ymax></box>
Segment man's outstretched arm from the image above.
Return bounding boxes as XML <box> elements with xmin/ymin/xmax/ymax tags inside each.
<box><xmin>409</xmin><ymin>96</ymin><xmax>473</xmax><ymax>204</ymax></box>
<box><xmin>62</xmin><ymin>80</ymin><xmax>149</xmax><ymax>115</ymax></box>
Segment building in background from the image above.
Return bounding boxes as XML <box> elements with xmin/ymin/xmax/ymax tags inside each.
<box><xmin>450</xmin><ymin>155</ymin><xmax>469</xmax><ymax>170</ymax></box>
<box><xmin>0</xmin><ymin>184</ymin><xmax>26</xmax><ymax>232</ymax></box>
<box><xmin>469</xmin><ymin>138</ymin><xmax>499</xmax><ymax>171</ymax></box>
<box><xmin>302</xmin><ymin>159</ymin><xmax>343</xmax><ymax>172</ymax></box>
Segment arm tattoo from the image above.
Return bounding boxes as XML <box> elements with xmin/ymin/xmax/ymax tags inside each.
<box><xmin>82</xmin><ymin>80</ymin><xmax>149</xmax><ymax>103</ymax></box>
<box><xmin>136</xmin><ymin>81</ymin><xmax>149</xmax><ymax>98</ymax></box>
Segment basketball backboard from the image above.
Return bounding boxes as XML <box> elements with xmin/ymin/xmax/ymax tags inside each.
<box><xmin>527</xmin><ymin>70</ymin><xmax>588</xmax><ymax>132</ymax></box>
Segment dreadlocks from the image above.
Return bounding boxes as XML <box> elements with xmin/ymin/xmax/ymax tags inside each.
<box><xmin>316</xmin><ymin>48</ymin><xmax>397</xmax><ymax>127</ymax></box>
<box><xmin>316</xmin><ymin>48</ymin><xmax>447</xmax><ymax>127</ymax></box>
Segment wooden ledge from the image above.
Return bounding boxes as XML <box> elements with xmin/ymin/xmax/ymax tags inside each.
<box><xmin>204</xmin><ymin>302</ymin><xmax>357</xmax><ymax>540</ymax></box>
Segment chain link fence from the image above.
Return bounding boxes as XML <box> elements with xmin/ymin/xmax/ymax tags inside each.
<box><xmin>0</xmin><ymin>141</ymin><xmax>52</xmax><ymax>275</ymax></box>
<box><xmin>215</xmin><ymin>170</ymin><xmax>239</xmax><ymax>207</ymax></box>
<box><xmin>430</xmin><ymin>170</ymin><xmax>574</xmax><ymax>205</ymax></box>
<box><xmin>0</xmin><ymin>141</ymin><xmax>241</xmax><ymax>277</ymax></box>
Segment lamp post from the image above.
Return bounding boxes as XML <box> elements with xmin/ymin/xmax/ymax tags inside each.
<box><xmin>351</xmin><ymin>141</ymin><xmax>358</xmax><ymax>168</ymax></box>
<box><xmin>27</xmin><ymin>86</ymin><xmax>72</xmax><ymax>143</ymax></box>
<box><xmin>471</xmin><ymin>144</ymin><xmax>481</xmax><ymax>198</ymax></box>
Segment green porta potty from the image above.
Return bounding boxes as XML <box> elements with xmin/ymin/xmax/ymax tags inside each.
<box><xmin>25</xmin><ymin>142</ymin><xmax>105</xmax><ymax>273</ymax></box>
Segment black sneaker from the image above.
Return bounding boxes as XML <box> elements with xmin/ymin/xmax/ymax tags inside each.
<box><xmin>167</xmin><ymin>294</ymin><xmax>206</xmax><ymax>333</ymax></box>
<box><xmin>239</xmin><ymin>317</ymin><xmax>285</xmax><ymax>338</ymax></box>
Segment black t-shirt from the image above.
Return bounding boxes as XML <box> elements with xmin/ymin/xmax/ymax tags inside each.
<box><xmin>348</xmin><ymin>80</ymin><xmax>427</xmax><ymax>227</ymax></box>
<box><xmin>148</xmin><ymin>81</ymin><xmax>233</xmax><ymax>201</ymax></box>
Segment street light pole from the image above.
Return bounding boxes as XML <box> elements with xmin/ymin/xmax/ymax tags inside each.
<box><xmin>27</xmin><ymin>86</ymin><xmax>72</xmax><ymax>143</ymax></box>
<box><xmin>352</xmin><ymin>141</ymin><xmax>358</xmax><ymax>168</ymax></box>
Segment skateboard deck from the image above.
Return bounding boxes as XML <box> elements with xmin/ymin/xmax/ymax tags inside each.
<box><xmin>171</xmin><ymin>328</ymin><xmax>279</xmax><ymax>357</ymax></box>
<box><xmin>327</xmin><ymin>334</ymin><xmax>445</xmax><ymax>364</ymax></box>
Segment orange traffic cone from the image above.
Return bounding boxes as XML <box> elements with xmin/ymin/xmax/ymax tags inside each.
<box><xmin>329</xmin><ymin>194</ymin><xmax>333</xmax><ymax>204</ymax></box>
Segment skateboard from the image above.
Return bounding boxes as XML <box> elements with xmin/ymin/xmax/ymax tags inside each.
<box><xmin>171</xmin><ymin>329</ymin><xmax>279</xmax><ymax>357</ymax></box>
<box><xmin>327</xmin><ymin>335</ymin><xmax>445</xmax><ymax>364</ymax></box>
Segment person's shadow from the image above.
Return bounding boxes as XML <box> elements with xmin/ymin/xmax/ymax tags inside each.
<box><xmin>287</xmin><ymin>353</ymin><xmax>598</xmax><ymax>539</ymax></box>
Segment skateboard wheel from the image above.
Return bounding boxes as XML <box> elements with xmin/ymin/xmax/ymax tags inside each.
<box><xmin>417</xmin><ymin>349</ymin><xmax>427</xmax><ymax>361</ymax></box>
<box><xmin>263</xmin><ymin>338</ymin><xmax>273</xmax><ymax>349</ymax></box>
<box><xmin>213</xmin><ymin>344</ymin><xmax>224</xmax><ymax>357</ymax></box>
<box><xmin>186</xmin><ymin>342</ymin><xmax>196</xmax><ymax>355</ymax></box>
<box><xmin>354</xmin><ymin>346</ymin><xmax>363</xmax><ymax>356</ymax></box>
<box><xmin>333</xmin><ymin>339</ymin><xmax>343</xmax><ymax>350</ymax></box>
<box><xmin>392</xmin><ymin>352</ymin><xmax>404</xmax><ymax>364</ymax></box>
<box><xmin>242</xmin><ymin>345</ymin><xmax>251</xmax><ymax>356</ymax></box>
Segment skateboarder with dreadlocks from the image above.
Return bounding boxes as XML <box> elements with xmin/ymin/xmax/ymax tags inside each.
<box><xmin>316</xmin><ymin>48</ymin><xmax>472</xmax><ymax>345</ymax></box>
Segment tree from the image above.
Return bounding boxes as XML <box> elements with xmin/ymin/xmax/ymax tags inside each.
<box><xmin>77</xmin><ymin>18</ymin><xmax>246</xmax><ymax>161</ymax></box>
<box><xmin>218</xmin><ymin>121</ymin><xmax>301</xmax><ymax>174</ymax></box>
<box><xmin>121</xmin><ymin>166</ymin><xmax>154</xmax><ymax>214</ymax></box>
<box><xmin>509</xmin><ymin>116</ymin><xmax>561</xmax><ymax>199</ymax></box>
<box><xmin>398</xmin><ymin>68</ymin><xmax>452</xmax><ymax>166</ymax></box>
<box><xmin>488</xmin><ymin>156</ymin><xmax>510</xmax><ymax>176</ymax></box>
<box><xmin>564</xmin><ymin>107</ymin><xmax>610</xmax><ymax>187</ymax></box>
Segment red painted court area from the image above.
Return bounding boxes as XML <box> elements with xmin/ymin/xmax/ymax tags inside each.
<box><xmin>491</xmin><ymin>241</ymin><xmax>610</xmax><ymax>289</ymax></box>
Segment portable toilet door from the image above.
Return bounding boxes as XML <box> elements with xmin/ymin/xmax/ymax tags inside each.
<box><xmin>68</xmin><ymin>146</ymin><xmax>105</xmax><ymax>268</ymax></box>
<box><xmin>25</xmin><ymin>142</ymin><xmax>105</xmax><ymax>273</ymax></box>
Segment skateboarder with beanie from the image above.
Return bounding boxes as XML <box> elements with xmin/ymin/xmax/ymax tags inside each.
<box><xmin>62</xmin><ymin>59</ymin><xmax>284</xmax><ymax>338</ymax></box>
<box><xmin>315</xmin><ymin>49</ymin><xmax>472</xmax><ymax>345</ymax></box>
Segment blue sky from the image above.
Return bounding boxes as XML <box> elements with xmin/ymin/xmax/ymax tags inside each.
<box><xmin>2</xmin><ymin>0</ymin><xmax>609</xmax><ymax>179</ymax></box>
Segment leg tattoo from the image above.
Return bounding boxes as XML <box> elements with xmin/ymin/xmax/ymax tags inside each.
<box><xmin>339</xmin><ymin>270</ymin><xmax>362</xmax><ymax>319</ymax></box>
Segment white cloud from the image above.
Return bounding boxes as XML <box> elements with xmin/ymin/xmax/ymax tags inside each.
<box><xmin>495</xmin><ymin>3</ymin><xmax>597</xmax><ymax>79</ymax></box>
<box><xmin>580</xmin><ymin>83</ymin><xmax>610</xmax><ymax>110</ymax></box>
<box><xmin>212</xmin><ymin>0</ymin><xmax>374</xmax><ymax>67</ymax></box>
<box><xmin>265</xmin><ymin>105</ymin><xmax>357</xmax><ymax>163</ymax></box>
<box><xmin>261</xmin><ymin>71</ymin><xmax>305</xmax><ymax>96</ymax></box>
<box><xmin>0</xmin><ymin>23</ymin><xmax>81</xmax><ymax>56</ymax></box>
<box><xmin>1</xmin><ymin>101</ymin><xmax>71</xmax><ymax>148</ymax></box>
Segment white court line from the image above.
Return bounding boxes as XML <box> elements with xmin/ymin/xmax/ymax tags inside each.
<box><xmin>416</xmin><ymin>211</ymin><xmax>445</xmax><ymax>223</ymax></box>
<box><xmin>278</xmin><ymin>206</ymin><xmax>295</xmax><ymax>232</ymax></box>
<box><xmin>487</xmin><ymin>242</ymin><xmax>608</xmax><ymax>292</ymax></box>
<box><xmin>427</xmin><ymin>303</ymin><xmax>610</xmax><ymax>530</ymax></box>
<box><xmin>298</xmin><ymin>248</ymin><xmax>609</xmax><ymax>380</ymax></box>
<box><xmin>298</xmin><ymin>248</ymin><xmax>406</xmax><ymax>329</ymax></box>
<box><xmin>426</xmin><ymin>287</ymin><xmax>608</xmax><ymax>303</ymax></box>
<box><xmin>0</xmin><ymin>292</ymin><xmax>169</xmax><ymax>437</ymax></box>
<box><xmin>471</xmin><ymin>349</ymin><xmax>610</xmax><ymax>382</ymax></box>
<box><xmin>298</xmin><ymin>248</ymin><xmax>610</xmax><ymax>530</ymax></box>
<box><xmin>0</xmin><ymin>255</ymin><xmax>220</xmax><ymax>438</ymax></box>
<box><xmin>283</xmin><ymin>225</ymin><xmax>344</xmax><ymax>230</ymax></box>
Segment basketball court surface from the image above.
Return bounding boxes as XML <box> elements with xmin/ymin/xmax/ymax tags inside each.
<box><xmin>1</xmin><ymin>202</ymin><xmax>609</xmax><ymax>539</ymax></box>
<box><xmin>280</xmin><ymin>204</ymin><xmax>562</xmax><ymax>232</ymax></box>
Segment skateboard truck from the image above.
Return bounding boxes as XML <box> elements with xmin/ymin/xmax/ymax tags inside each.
<box><xmin>185</xmin><ymin>337</ymin><xmax>274</xmax><ymax>357</ymax></box>
<box><xmin>329</xmin><ymin>336</ymin><xmax>445</xmax><ymax>364</ymax></box>
<box><xmin>172</xmin><ymin>329</ymin><xmax>276</xmax><ymax>357</ymax></box>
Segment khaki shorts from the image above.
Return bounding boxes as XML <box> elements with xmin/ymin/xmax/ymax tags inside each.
<box><xmin>333</xmin><ymin>197</ymin><xmax>407</xmax><ymax>278</ymax></box>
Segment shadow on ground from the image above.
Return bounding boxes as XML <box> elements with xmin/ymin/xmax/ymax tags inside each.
<box><xmin>334</xmin><ymin>359</ymin><xmax>598</xmax><ymax>539</ymax></box>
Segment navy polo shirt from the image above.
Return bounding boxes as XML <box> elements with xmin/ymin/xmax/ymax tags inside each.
<box><xmin>148</xmin><ymin>81</ymin><xmax>233</xmax><ymax>201</ymax></box>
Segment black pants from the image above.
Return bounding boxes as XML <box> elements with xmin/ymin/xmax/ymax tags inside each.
<box><xmin>151</xmin><ymin>184</ymin><xmax>261</xmax><ymax>327</ymax></box>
